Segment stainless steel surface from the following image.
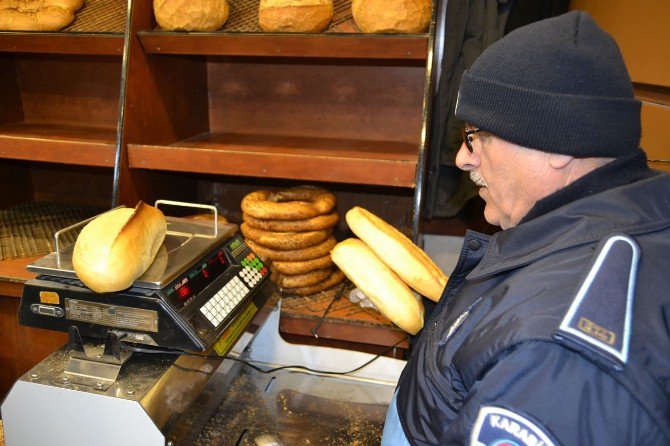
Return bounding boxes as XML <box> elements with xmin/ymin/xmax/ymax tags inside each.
<box><xmin>2</xmin><ymin>379</ymin><xmax>166</xmax><ymax>446</ymax></box>
<box><xmin>192</xmin><ymin>364</ymin><xmax>395</xmax><ymax>446</ymax></box>
<box><xmin>2</xmin><ymin>344</ymin><xmax>225</xmax><ymax>446</ymax></box>
<box><xmin>63</xmin><ymin>342</ymin><xmax>134</xmax><ymax>391</ymax></box>
<box><xmin>27</xmin><ymin>217</ymin><xmax>238</xmax><ymax>289</ymax></box>
<box><xmin>3</xmin><ymin>306</ymin><xmax>397</xmax><ymax>446</ymax></box>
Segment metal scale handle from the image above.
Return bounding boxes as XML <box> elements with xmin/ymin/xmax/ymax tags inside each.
<box><xmin>52</xmin><ymin>200</ymin><xmax>219</xmax><ymax>268</ymax></box>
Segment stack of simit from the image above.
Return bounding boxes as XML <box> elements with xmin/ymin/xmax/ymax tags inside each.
<box><xmin>240</xmin><ymin>186</ymin><xmax>345</xmax><ymax>295</ymax></box>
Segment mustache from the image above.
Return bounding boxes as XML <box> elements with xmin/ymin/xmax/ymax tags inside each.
<box><xmin>470</xmin><ymin>171</ymin><xmax>487</xmax><ymax>187</ymax></box>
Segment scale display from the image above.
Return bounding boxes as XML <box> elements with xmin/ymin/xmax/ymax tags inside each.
<box><xmin>167</xmin><ymin>248</ymin><xmax>229</xmax><ymax>310</ymax></box>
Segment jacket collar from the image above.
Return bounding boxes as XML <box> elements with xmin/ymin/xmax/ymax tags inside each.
<box><xmin>468</xmin><ymin>172</ymin><xmax>670</xmax><ymax>280</ymax></box>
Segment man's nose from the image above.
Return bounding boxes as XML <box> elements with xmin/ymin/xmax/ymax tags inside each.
<box><xmin>455</xmin><ymin>142</ymin><xmax>476</xmax><ymax>171</ymax></box>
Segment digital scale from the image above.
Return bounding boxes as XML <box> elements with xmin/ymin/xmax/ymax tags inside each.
<box><xmin>1</xmin><ymin>201</ymin><xmax>277</xmax><ymax>445</ymax></box>
<box><xmin>19</xmin><ymin>201</ymin><xmax>272</xmax><ymax>355</ymax></box>
<box><xmin>1</xmin><ymin>201</ymin><xmax>400</xmax><ymax>446</ymax></box>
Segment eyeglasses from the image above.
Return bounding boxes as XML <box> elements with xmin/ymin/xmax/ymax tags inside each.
<box><xmin>461</xmin><ymin>125</ymin><xmax>482</xmax><ymax>153</ymax></box>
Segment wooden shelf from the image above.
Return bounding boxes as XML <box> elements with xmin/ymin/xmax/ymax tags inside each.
<box><xmin>137</xmin><ymin>32</ymin><xmax>428</xmax><ymax>60</ymax></box>
<box><xmin>0</xmin><ymin>0</ymin><xmax>127</xmax><ymax>55</ymax></box>
<box><xmin>0</xmin><ymin>33</ymin><xmax>124</xmax><ymax>55</ymax></box>
<box><xmin>0</xmin><ymin>122</ymin><xmax>117</xmax><ymax>167</ymax></box>
<box><xmin>128</xmin><ymin>133</ymin><xmax>418</xmax><ymax>187</ymax></box>
<box><xmin>0</xmin><ymin>256</ymin><xmax>38</xmax><ymax>298</ymax></box>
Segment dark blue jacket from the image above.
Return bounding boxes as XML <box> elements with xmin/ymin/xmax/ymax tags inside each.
<box><xmin>396</xmin><ymin>172</ymin><xmax>670</xmax><ymax>445</ymax></box>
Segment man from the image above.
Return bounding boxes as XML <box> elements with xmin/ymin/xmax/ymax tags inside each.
<box><xmin>382</xmin><ymin>10</ymin><xmax>670</xmax><ymax>446</ymax></box>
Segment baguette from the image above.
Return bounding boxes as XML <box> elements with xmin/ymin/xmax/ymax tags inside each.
<box><xmin>346</xmin><ymin>206</ymin><xmax>446</xmax><ymax>302</ymax></box>
<box><xmin>73</xmin><ymin>202</ymin><xmax>167</xmax><ymax>293</ymax></box>
<box><xmin>331</xmin><ymin>238</ymin><xmax>423</xmax><ymax>334</ymax></box>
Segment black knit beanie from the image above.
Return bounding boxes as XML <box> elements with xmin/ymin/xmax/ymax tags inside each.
<box><xmin>455</xmin><ymin>11</ymin><xmax>641</xmax><ymax>157</ymax></box>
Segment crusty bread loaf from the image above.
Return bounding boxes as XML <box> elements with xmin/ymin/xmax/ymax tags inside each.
<box><xmin>351</xmin><ymin>0</ymin><xmax>431</xmax><ymax>34</ymax></box>
<box><xmin>258</xmin><ymin>0</ymin><xmax>333</xmax><ymax>33</ymax></box>
<box><xmin>154</xmin><ymin>0</ymin><xmax>229</xmax><ymax>32</ymax></box>
<box><xmin>73</xmin><ymin>202</ymin><xmax>167</xmax><ymax>293</ymax></box>
<box><xmin>331</xmin><ymin>238</ymin><xmax>424</xmax><ymax>334</ymax></box>
<box><xmin>0</xmin><ymin>3</ymin><xmax>76</xmax><ymax>31</ymax></box>
<box><xmin>346</xmin><ymin>207</ymin><xmax>446</xmax><ymax>302</ymax></box>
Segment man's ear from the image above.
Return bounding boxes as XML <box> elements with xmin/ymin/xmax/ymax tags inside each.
<box><xmin>548</xmin><ymin>153</ymin><xmax>574</xmax><ymax>169</ymax></box>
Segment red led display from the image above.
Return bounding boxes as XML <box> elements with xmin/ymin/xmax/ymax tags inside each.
<box><xmin>177</xmin><ymin>284</ymin><xmax>191</xmax><ymax>300</ymax></box>
<box><xmin>170</xmin><ymin>248</ymin><xmax>229</xmax><ymax>309</ymax></box>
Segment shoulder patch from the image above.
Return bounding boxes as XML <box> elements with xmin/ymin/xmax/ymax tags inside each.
<box><xmin>557</xmin><ymin>235</ymin><xmax>639</xmax><ymax>366</ymax></box>
<box><xmin>470</xmin><ymin>406</ymin><xmax>557</xmax><ymax>446</ymax></box>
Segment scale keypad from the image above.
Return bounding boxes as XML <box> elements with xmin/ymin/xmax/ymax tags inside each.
<box><xmin>199</xmin><ymin>253</ymin><xmax>268</xmax><ymax>328</ymax></box>
<box><xmin>199</xmin><ymin>277</ymin><xmax>250</xmax><ymax>327</ymax></box>
<box><xmin>240</xmin><ymin>253</ymin><xmax>268</xmax><ymax>288</ymax></box>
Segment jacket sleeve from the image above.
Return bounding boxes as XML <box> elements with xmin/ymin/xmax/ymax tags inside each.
<box><xmin>443</xmin><ymin>341</ymin><xmax>665</xmax><ymax>445</ymax></box>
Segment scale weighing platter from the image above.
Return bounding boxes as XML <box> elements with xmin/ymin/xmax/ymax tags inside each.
<box><xmin>27</xmin><ymin>217</ymin><xmax>237</xmax><ymax>290</ymax></box>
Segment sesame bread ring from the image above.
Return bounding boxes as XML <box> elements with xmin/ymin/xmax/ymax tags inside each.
<box><xmin>241</xmin><ymin>187</ymin><xmax>336</xmax><ymax>220</ymax></box>
<box><xmin>276</xmin><ymin>267</ymin><xmax>333</xmax><ymax>288</ymax></box>
<box><xmin>247</xmin><ymin>236</ymin><xmax>337</xmax><ymax>261</ymax></box>
<box><xmin>272</xmin><ymin>253</ymin><xmax>334</xmax><ymax>275</ymax></box>
<box><xmin>243</xmin><ymin>211</ymin><xmax>339</xmax><ymax>232</ymax></box>
<box><xmin>240</xmin><ymin>223</ymin><xmax>332</xmax><ymax>250</ymax></box>
<box><xmin>281</xmin><ymin>269</ymin><xmax>346</xmax><ymax>296</ymax></box>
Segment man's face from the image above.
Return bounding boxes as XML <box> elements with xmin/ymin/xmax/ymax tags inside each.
<box><xmin>455</xmin><ymin>130</ymin><xmax>553</xmax><ymax>229</ymax></box>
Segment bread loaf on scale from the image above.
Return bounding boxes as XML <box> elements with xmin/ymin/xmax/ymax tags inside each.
<box><xmin>73</xmin><ymin>202</ymin><xmax>167</xmax><ymax>293</ymax></box>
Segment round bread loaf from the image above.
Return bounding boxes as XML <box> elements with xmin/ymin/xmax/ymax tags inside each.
<box><xmin>351</xmin><ymin>0</ymin><xmax>431</xmax><ymax>34</ymax></box>
<box><xmin>258</xmin><ymin>0</ymin><xmax>333</xmax><ymax>33</ymax></box>
<box><xmin>331</xmin><ymin>238</ymin><xmax>424</xmax><ymax>334</ymax></box>
<box><xmin>0</xmin><ymin>4</ymin><xmax>75</xmax><ymax>31</ymax></box>
<box><xmin>73</xmin><ymin>202</ymin><xmax>167</xmax><ymax>293</ymax></box>
<box><xmin>154</xmin><ymin>0</ymin><xmax>229</xmax><ymax>32</ymax></box>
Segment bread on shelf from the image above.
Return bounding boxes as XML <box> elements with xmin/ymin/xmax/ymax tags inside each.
<box><xmin>351</xmin><ymin>0</ymin><xmax>431</xmax><ymax>34</ymax></box>
<box><xmin>0</xmin><ymin>0</ymin><xmax>84</xmax><ymax>31</ymax></box>
<box><xmin>154</xmin><ymin>0</ymin><xmax>230</xmax><ymax>32</ymax></box>
<box><xmin>258</xmin><ymin>0</ymin><xmax>334</xmax><ymax>33</ymax></box>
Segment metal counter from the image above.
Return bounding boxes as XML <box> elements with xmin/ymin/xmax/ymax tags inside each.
<box><xmin>191</xmin><ymin>364</ymin><xmax>394</xmax><ymax>446</ymax></box>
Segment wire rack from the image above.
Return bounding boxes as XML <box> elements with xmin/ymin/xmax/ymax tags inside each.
<box><xmin>61</xmin><ymin>0</ymin><xmax>127</xmax><ymax>33</ymax></box>
<box><xmin>279</xmin><ymin>280</ymin><xmax>395</xmax><ymax>327</ymax></box>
